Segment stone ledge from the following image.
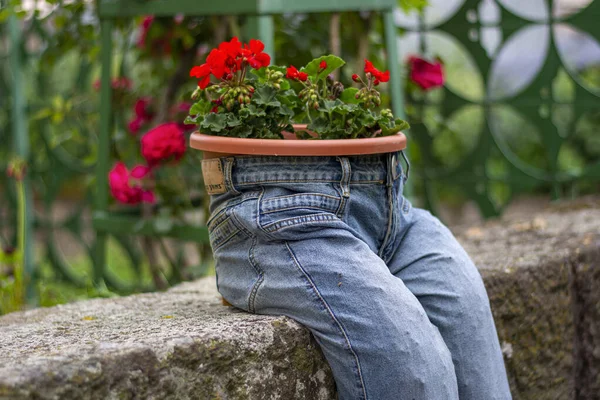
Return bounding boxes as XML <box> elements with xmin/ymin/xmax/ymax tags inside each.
<box><xmin>0</xmin><ymin>278</ymin><xmax>335</xmax><ymax>400</ymax></box>
<box><xmin>1</xmin><ymin>197</ymin><xmax>599</xmax><ymax>400</ymax></box>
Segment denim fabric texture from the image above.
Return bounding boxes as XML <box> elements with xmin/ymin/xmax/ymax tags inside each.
<box><xmin>206</xmin><ymin>151</ymin><xmax>512</xmax><ymax>400</ymax></box>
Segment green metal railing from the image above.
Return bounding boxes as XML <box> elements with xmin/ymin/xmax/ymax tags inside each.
<box><xmin>401</xmin><ymin>0</ymin><xmax>600</xmax><ymax>217</ymax></box>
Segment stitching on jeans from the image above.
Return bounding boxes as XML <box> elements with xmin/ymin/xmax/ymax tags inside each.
<box><xmin>248</xmin><ymin>236</ymin><xmax>264</xmax><ymax>313</ymax></box>
<box><xmin>261</xmin><ymin>205</ymin><xmax>338</xmax><ymax>215</ymax></box>
<box><xmin>284</xmin><ymin>242</ymin><xmax>368</xmax><ymax>400</ymax></box>
<box><xmin>264</xmin><ymin>213</ymin><xmax>339</xmax><ymax>233</ymax></box>
<box><xmin>237</xmin><ymin>179</ymin><xmax>385</xmax><ymax>185</ymax></box>
<box><xmin>238</xmin><ymin>179</ymin><xmax>338</xmax><ymax>185</ymax></box>
<box><xmin>263</xmin><ymin>192</ymin><xmax>342</xmax><ymax>203</ymax></box>
<box><xmin>211</xmin><ymin>230</ymin><xmax>239</xmax><ymax>251</ymax></box>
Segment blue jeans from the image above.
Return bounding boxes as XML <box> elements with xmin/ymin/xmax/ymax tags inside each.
<box><xmin>205</xmin><ymin>152</ymin><xmax>512</xmax><ymax>400</ymax></box>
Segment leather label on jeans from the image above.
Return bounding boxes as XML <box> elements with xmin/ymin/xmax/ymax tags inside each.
<box><xmin>202</xmin><ymin>159</ymin><xmax>226</xmax><ymax>195</ymax></box>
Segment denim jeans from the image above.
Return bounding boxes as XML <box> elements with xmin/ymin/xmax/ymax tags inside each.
<box><xmin>204</xmin><ymin>151</ymin><xmax>512</xmax><ymax>400</ymax></box>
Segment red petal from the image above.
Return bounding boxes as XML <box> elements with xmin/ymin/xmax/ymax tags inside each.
<box><xmin>131</xmin><ymin>165</ymin><xmax>151</xmax><ymax>179</ymax></box>
<box><xmin>249</xmin><ymin>39</ymin><xmax>265</xmax><ymax>54</ymax></box>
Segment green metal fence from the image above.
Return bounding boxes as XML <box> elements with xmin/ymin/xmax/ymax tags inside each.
<box><xmin>400</xmin><ymin>0</ymin><xmax>600</xmax><ymax>217</ymax></box>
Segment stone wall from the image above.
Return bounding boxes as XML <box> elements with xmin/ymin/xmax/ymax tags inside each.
<box><xmin>1</xmin><ymin>197</ymin><xmax>599</xmax><ymax>399</ymax></box>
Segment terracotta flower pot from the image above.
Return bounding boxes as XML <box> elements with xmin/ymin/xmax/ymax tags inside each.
<box><xmin>189</xmin><ymin>124</ymin><xmax>407</xmax><ymax>159</ymax></box>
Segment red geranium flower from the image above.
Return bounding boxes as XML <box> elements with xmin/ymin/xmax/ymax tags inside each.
<box><xmin>190</xmin><ymin>63</ymin><xmax>211</xmax><ymax>89</ymax></box>
<box><xmin>286</xmin><ymin>65</ymin><xmax>308</xmax><ymax>81</ymax></box>
<box><xmin>319</xmin><ymin>61</ymin><xmax>327</xmax><ymax>70</ymax></box>
<box><xmin>109</xmin><ymin>162</ymin><xmax>155</xmax><ymax>205</ymax></box>
<box><xmin>141</xmin><ymin>123</ymin><xmax>186</xmax><ymax>167</ymax></box>
<box><xmin>241</xmin><ymin>39</ymin><xmax>270</xmax><ymax>69</ymax></box>
<box><xmin>407</xmin><ymin>56</ymin><xmax>444</xmax><ymax>90</ymax></box>
<box><xmin>286</xmin><ymin>65</ymin><xmax>299</xmax><ymax>80</ymax></box>
<box><xmin>364</xmin><ymin>60</ymin><xmax>390</xmax><ymax>83</ymax></box>
<box><xmin>219</xmin><ymin>37</ymin><xmax>242</xmax><ymax>70</ymax></box>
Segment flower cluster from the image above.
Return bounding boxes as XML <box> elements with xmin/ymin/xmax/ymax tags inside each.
<box><xmin>186</xmin><ymin>38</ymin><xmax>411</xmax><ymax>140</ymax></box>
<box><xmin>190</xmin><ymin>37</ymin><xmax>270</xmax><ymax>90</ymax></box>
<box><xmin>109</xmin><ymin>162</ymin><xmax>155</xmax><ymax>205</ymax></box>
<box><xmin>349</xmin><ymin>60</ymin><xmax>392</xmax><ymax>108</ymax></box>
<box><xmin>141</xmin><ymin>123</ymin><xmax>186</xmax><ymax>167</ymax></box>
<box><xmin>128</xmin><ymin>98</ymin><xmax>155</xmax><ymax>134</ymax></box>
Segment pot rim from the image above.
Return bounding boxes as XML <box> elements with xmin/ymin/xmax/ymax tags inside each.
<box><xmin>189</xmin><ymin>128</ymin><xmax>407</xmax><ymax>156</ymax></box>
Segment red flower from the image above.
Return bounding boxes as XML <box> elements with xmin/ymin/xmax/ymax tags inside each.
<box><xmin>141</xmin><ymin>123</ymin><xmax>186</xmax><ymax>167</ymax></box>
<box><xmin>128</xmin><ymin>118</ymin><xmax>144</xmax><ymax>134</ymax></box>
<box><xmin>137</xmin><ymin>16</ymin><xmax>154</xmax><ymax>48</ymax></box>
<box><xmin>286</xmin><ymin>65</ymin><xmax>300</xmax><ymax>80</ymax></box>
<box><xmin>219</xmin><ymin>37</ymin><xmax>242</xmax><ymax>67</ymax></box>
<box><xmin>319</xmin><ymin>61</ymin><xmax>327</xmax><ymax>70</ymax></box>
<box><xmin>190</xmin><ymin>63</ymin><xmax>211</xmax><ymax>89</ymax></box>
<box><xmin>241</xmin><ymin>39</ymin><xmax>270</xmax><ymax>69</ymax></box>
<box><xmin>135</xmin><ymin>98</ymin><xmax>154</xmax><ymax>120</ymax></box>
<box><xmin>352</xmin><ymin>74</ymin><xmax>360</xmax><ymax>82</ymax></box>
<box><xmin>109</xmin><ymin>162</ymin><xmax>155</xmax><ymax>205</ymax></box>
<box><xmin>93</xmin><ymin>77</ymin><xmax>133</xmax><ymax>92</ymax></box>
<box><xmin>286</xmin><ymin>65</ymin><xmax>308</xmax><ymax>82</ymax></box>
<box><xmin>407</xmin><ymin>56</ymin><xmax>444</xmax><ymax>90</ymax></box>
<box><xmin>128</xmin><ymin>98</ymin><xmax>155</xmax><ymax>134</ymax></box>
<box><xmin>364</xmin><ymin>60</ymin><xmax>390</xmax><ymax>83</ymax></box>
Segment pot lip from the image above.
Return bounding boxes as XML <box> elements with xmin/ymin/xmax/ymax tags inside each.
<box><xmin>189</xmin><ymin>126</ymin><xmax>407</xmax><ymax>157</ymax></box>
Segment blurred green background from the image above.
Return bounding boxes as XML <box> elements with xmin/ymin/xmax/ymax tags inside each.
<box><xmin>1</xmin><ymin>0</ymin><xmax>599</xmax><ymax>314</ymax></box>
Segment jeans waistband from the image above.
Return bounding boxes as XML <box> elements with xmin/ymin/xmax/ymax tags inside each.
<box><xmin>218</xmin><ymin>151</ymin><xmax>407</xmax><ymax>192</ymax></box>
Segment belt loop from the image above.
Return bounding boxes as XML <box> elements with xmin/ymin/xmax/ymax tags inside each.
<box><xmin>222</xmin><ymin>157</ymin><xmax>241</xmax><ymax>195</ymax></box>
<box><xmin>400</xmin><ymin>150</ymin><xmax>410</xmax><ymax>183</ymax></box>
<box><xmin>336</xmin><ymin>156</ymin><xmax>351</xmax><ymax>198</ymax></box>
<box><xmin>388</xmin><ymin>152</ymin><xmax>400</xmax><ymax>184</ymax></box>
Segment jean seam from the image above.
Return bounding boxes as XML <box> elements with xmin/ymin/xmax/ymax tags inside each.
<box><xmin>247</xmin><ymin>236</ymin><xmax>264</xmax><ymax>314</ymax></box>
<box><xmin>285</xmin><ymin>242</ymin><xmax>368</xmax><ymax>400</ymax></box>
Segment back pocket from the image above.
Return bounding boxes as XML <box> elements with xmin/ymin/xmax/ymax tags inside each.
<box><xmin>258</xmin><ymin>184</ymin><xmax>343</xmax><ymax>238</ymax></box>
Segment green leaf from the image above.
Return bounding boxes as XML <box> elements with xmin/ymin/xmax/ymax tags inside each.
<box><xmin>339</xmin><ymin>88</ymin><xmax>361</xmax><ymax>104</ymax></box>
<box><xmin>200</xmin><ymin>113</ymin><xmax>228</xmax><ymax>133</ymax></box>
<box><xmin>301</xmin><ymin>55</ymin><xmax>345</xmax><ymax>82</ymax></box>
<box><xmin>254</xmin><ymin>85</ymin><xmax>280</xmax><ymax>107</ymax></box>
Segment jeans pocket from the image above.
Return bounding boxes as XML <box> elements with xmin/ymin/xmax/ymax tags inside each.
<box><xmin>257</xmin><ymin>183</ymin><xmax>344</xmax><ymax>240</ymax></box>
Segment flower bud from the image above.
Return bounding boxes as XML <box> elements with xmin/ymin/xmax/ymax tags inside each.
<box><xmin>238</xmin><ymin>94</ymin><xmax>245</xmax><ymax>104</ymax></box>
<box><xmin>191</xmin><ymin>87</ymin><xmax>202</xmax><ymax>100</ymax></box>
<box><xmin>244</xmin><ymin>96</ymin><xmax>251</xmax><ymax>104</ymax></box>
<box><xmin>274</xmin><ymin>83</ymin><xmax>280</xmax><ymax>90</ymax></box>
<box><xmin>352</xmin><ymin>74</ymin><xmax>360</xmax><ymax>83</ymax></box>
<box><xmin>310</xmin><ymin>94</ymin><xmax>317</xmax><ymax>101</ymax></box>
<box><xmin>313</xmin><ymin>102</ymin><xmax>319</xmax><ymax>109</ymax></box>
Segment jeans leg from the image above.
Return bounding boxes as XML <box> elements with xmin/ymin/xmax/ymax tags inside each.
<box><xmin>386</xmin><ymin>206</ymin><xmax>512</xmax><ymax>400</ymax></box>
<box><xmin>251</xmin><ymin>227</ymin><xmax>460</xmax><ymax>400</ymax></box>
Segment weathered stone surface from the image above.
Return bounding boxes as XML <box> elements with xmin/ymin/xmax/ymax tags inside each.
<box><xmin>1</xmin><ymin>197</ymin><xmax>599</xmax><ymax>400</ymax></box>
<box><xmin>455</xmin><ymin>197</ymin><xmax>600</xmax><ymax>400</ymax></box>
<box><xmin>0</xmin><ymin>278</ymin><xmax>335</xmax><ymax>400</ymax></box>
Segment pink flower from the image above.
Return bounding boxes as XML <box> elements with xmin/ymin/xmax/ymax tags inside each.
<box><xmin>128</xmin><ymin>118</ymin><xmax>144</xmax><ymax>134</ymax></box>
<box><xmin>108</xmin><ymin>162</ymin><xmax>155</xmax><ymax>205</ymax></box>
<box><xmin>128</xmin><ymin>98</ymin><xmax>155</xmax><ymax>134</ymax></box>
<box><xmin>407</xmin><ymin>56</ymin><xmax>444</xmax><ymax>90</ymax></box>
<box><xmin>137</xmin><ymin>16</ymin><xmax>155</xmax><ymax>48</ymax></box>
<box><xmin>93</xmin><ymin>77</ymin><xmax>133</xmax><ymax>92</ymax></box>
<box><xmin>141</xmin><ymin>123</ymin><xmax>186</xmax><ymax>167</ymax></box>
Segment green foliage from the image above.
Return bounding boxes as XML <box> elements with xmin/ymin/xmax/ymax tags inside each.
<box><xmin>398</xmin><ymin>0</ymin><xmax>428</xmax><ymax>13</ymax></box>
